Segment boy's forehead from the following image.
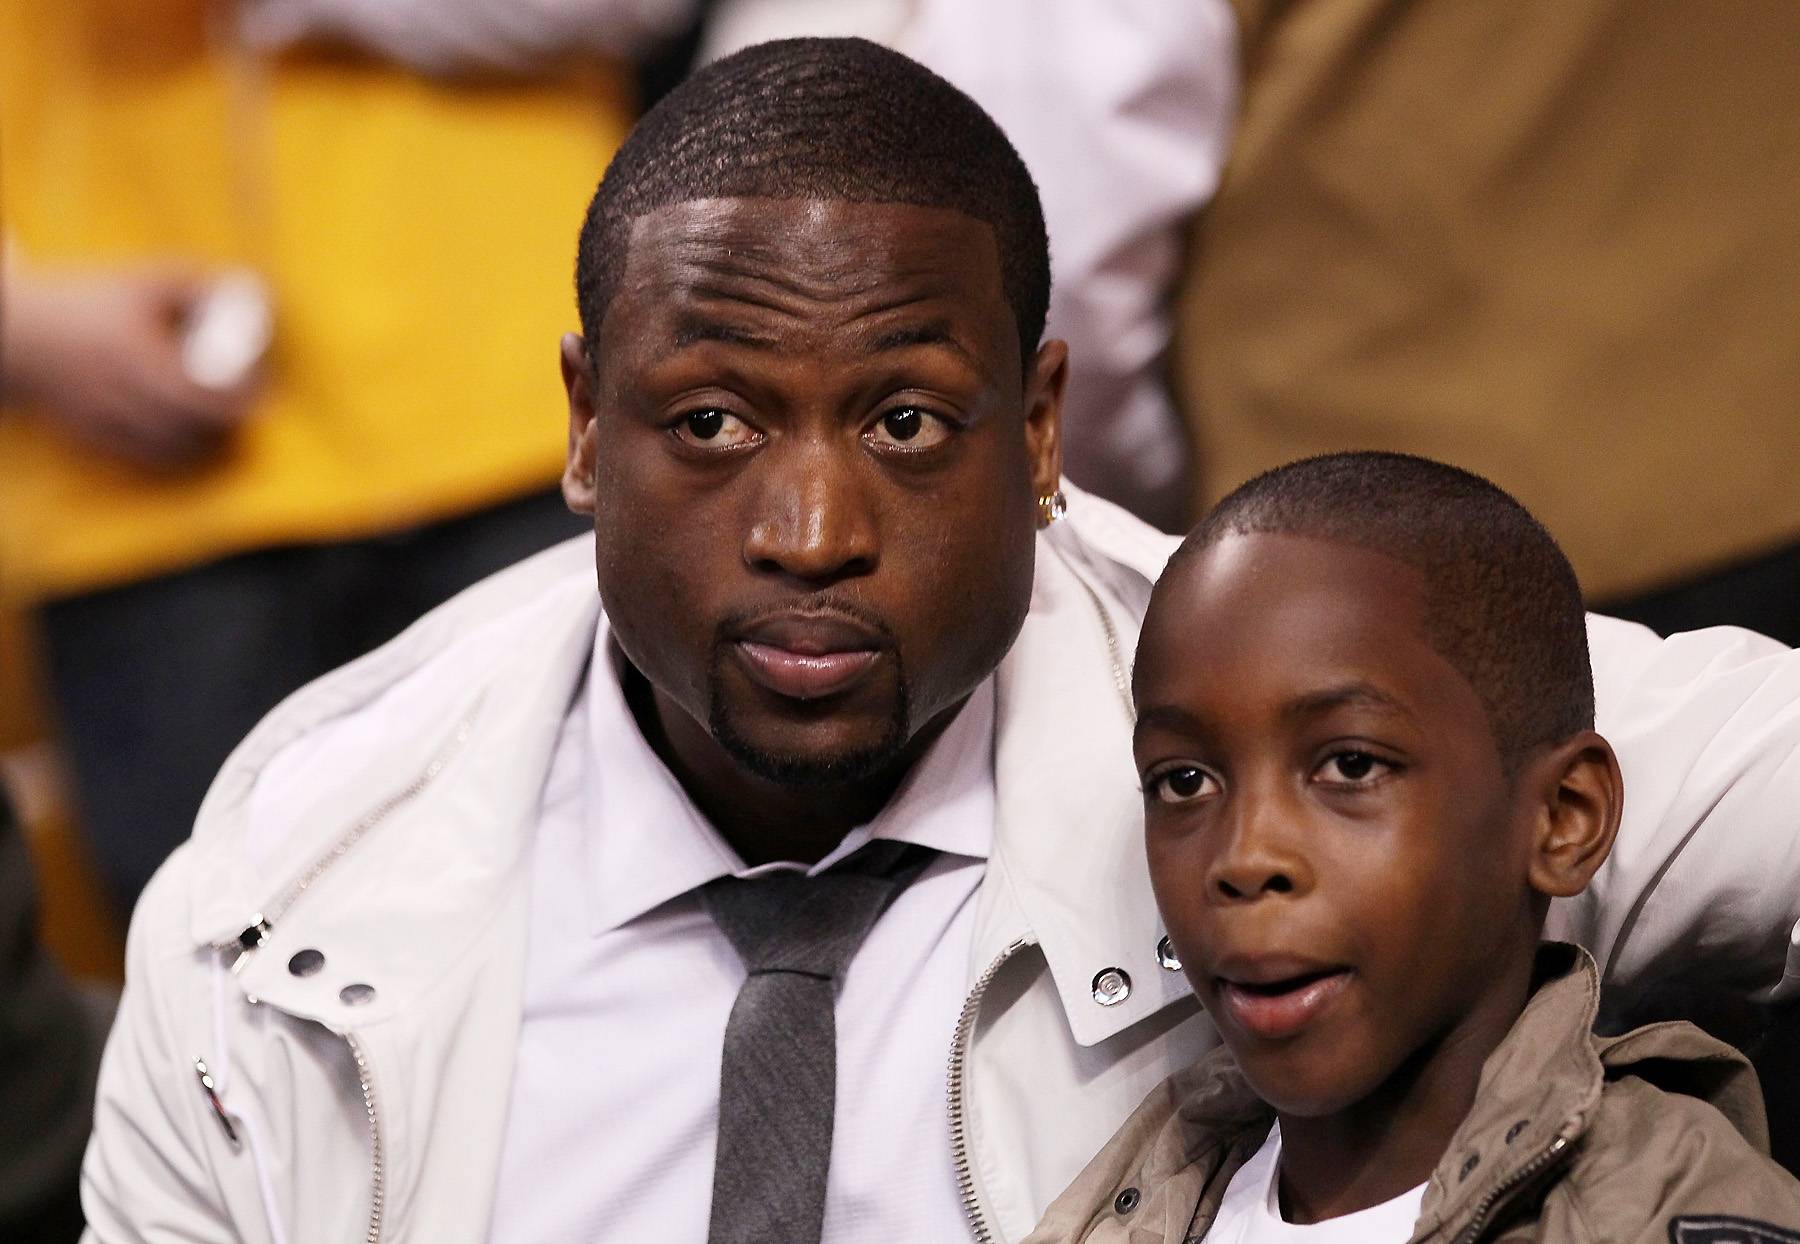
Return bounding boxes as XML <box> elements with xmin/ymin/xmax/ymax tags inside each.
<box><xmin>1148</xmin><ymin>532</ymin><xmax>1427</xmax><ymax>649</ymax></box>
<box><xmin>1135</xmin><ymin>531</ymin><xmax>1448</xmax><ymax>713</ymax></box>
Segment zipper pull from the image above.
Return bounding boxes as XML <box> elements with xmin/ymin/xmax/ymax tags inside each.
<box><xmin>193</xmin><ymin>1059</ymin><xmax>241</xmax><ymax>1147</ymax></box>
<box><xmin>227</xmin><ymin>914</ymin><xmax>272</xmax><ymax>974</ymax></box>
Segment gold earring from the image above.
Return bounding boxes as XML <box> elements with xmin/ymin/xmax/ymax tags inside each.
<box><xmin>1037</xmin><ymin>488</ymin><xmax>1068</xmax><ymax>528</ymax></box>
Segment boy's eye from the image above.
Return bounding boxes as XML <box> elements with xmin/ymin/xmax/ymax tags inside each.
<box><xmin>1315</xmin><ymin>750</ymin><xmax>1390</xmax><ymax>786</ymax></box>
<box><xmin>673</xmin><ymin>408</ymin><xmax>759</xmax><ymax>449</ymax></box>
<box><xmin>1146</xmin><ymin>765</ymin><xmax>1218</xmax><ymax>804</ymax></box>
<box><xmin>865</xmin><ymin>405</ymin><xmax>953</xmax><ymax>450</ymax></box>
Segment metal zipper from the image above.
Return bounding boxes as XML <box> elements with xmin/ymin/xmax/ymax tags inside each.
<box><xmin>346</xmin><ymin>1033</ymin><xmax>386</xmax><ymax>1244</ymax></box>
<box><xmin>1448</xmin><ymin>1114</ymin><xmax>1583</xmax><ymax>1244</ymax></box>
<box><xmin>948</xmin><ymin>938</ymin><xmax>1031</xmax><ymax>1244</ymax></box>
<box><xmin>214</xmin><ymin>714</ymin><xmax>475</xmax><ymax>970</ymax></box>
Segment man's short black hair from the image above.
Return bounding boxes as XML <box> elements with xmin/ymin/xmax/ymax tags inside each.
<box><xmin>1177</xmin><ymin>451</ymin><xmax>1593</xmax><ymax>765</ymax></box>
<box><xmin>574</xmin><ymin>37</ymin><xmax>1050</xmax><ymax>368</ymax></box>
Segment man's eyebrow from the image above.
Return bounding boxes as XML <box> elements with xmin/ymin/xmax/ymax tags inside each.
<box><xmin>865</xmin><ymin>319</ymin><xmax>976</xmax><ymax>363</ymax></box>
<box><xmin>670</xmin><ymin>316</ymin><xmax>778</xmax><ymax>351</ymax></box>
<box><xmin>1281</xmin><ymin>683</ymin><xmax>1417</xmax><ymax>725</ymax></box>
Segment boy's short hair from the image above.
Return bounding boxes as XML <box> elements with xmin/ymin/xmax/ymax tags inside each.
<box><xmin>574</xmin><ymin>37</ymin><xmax>1051</xmax><ymax>368</ymax></box>
<box><xmin>1177</xmin><ymin>451</ymin><xmax>1593</xmax><ymax>765</ymax></box>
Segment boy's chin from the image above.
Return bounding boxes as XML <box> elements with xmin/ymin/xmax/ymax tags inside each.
<box><xmin>1235</xmin><ymin>1050</ymin><xmax>1387</xmax><ymax>1120</ymax></box>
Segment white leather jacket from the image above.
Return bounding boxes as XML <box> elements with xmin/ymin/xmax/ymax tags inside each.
<box><xmin>81</xmin><ymin>486</ymin><xmax>1800</xmax><ymax>1244</ymax></box>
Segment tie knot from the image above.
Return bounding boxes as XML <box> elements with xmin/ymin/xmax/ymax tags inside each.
<box><xmin>701</xmin><ymin>841</ymin><xmax>934</xmax><ymax>980</ymax></box>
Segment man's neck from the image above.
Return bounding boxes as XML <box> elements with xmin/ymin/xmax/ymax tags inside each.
<box><xmin>622</xmin><ymin>662</ymin><xmax>957</xmax><ymax>866</ymax></box>
<box><xmin>1273</xmin><ymin>959</ymin><xmax>1534</xmax><ymax>1224</ymax></box>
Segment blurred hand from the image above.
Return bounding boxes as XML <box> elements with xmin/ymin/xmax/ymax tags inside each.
<box><xmin>0</xmin><ymin>267</ymin><xmax>260</xmax><ymax>470</ymax></box>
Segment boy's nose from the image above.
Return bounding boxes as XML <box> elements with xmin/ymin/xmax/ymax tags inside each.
<box><xmin>1209</xmin><ymin>860</ymin><xmax>1297</xmax><ymax>903</ymax></box>
<box><xmin>1205</xmin><ymin>800</ymin><xmax>1312</xmax><ymax>903</ymax></box>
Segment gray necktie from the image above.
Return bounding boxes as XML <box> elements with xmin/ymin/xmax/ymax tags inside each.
<box><xmin>701</xmin><ymin>839</ymin><xmax>935</xmax><ymax>1244</ymax></box>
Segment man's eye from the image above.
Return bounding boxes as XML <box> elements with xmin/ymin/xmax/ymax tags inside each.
<box><xmin>865</xmin><ymin>406</ymin><xmax>952</xmax><ymax>450</ymax></box>
<box><xmin>1145</xmin><ymin>765</ymin><xmax>1218</xmax><ymax>805</ymax></box>
<box><xmin>673</xmin><ymin>409</ymin><xmax>758</xmax><ymax>450</ymax></box>
<box><xmin>1315</xmin><ymin>751</ymin><xmax>1389</xmax><ymax>786</ymax></box>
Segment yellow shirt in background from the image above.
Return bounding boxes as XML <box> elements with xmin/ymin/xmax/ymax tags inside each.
<box><xmin>0</xmin><ymin>0</ymin><xmax>632</xmax><ymax>605</ymax></box>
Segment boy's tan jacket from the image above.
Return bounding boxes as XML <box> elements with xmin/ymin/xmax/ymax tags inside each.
<box><xmin>1027</xmin><ymin>945</ymin><xmax>1800</xmax><ymax>1243</ymax></box>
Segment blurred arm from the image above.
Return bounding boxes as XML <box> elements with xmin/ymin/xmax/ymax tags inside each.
<box><xmin>1548</xmin><ymin>615</ymin><xmax>1800</xmax><ymax>1009</ymax></box>
<box><xmin>237</xmin><ymin>0</ymin><xmax>701</xmax><ymax>76</ymax></box>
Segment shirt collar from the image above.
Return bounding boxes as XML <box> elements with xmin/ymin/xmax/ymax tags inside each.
<box><xmin>582</xmin><ymin>617</ymin><xmax>994</xmax><ymax>936</ymax></box>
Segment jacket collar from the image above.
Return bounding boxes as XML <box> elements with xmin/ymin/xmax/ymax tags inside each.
<box><xmin>980</xmin><ymin>514</ymin><xmax>1193</xmax><ymax>1045</ymax></box>
<box><xmin>176</xmin><ymin>485</ymin><xmax>1190</xmax><ymax>1044</ymax></box>
<box><xmin>1079</xmin><ymin>944</ymin><xmax>1766</xmax><ymax>1241</ymax></box>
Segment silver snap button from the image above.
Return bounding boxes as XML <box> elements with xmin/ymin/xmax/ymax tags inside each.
<box><xmin>1156</xmin><ymin>935</ymin><xmax>1183</xmax><ymax>972</ymax></box>
<box><xmin>339</xmin><ymin>983</ymin><xmax>377</xmax><ymax>1007</ymax></box>
<box><xmin>1091</xmin><ymin>967</ymin><xmax>1132</xmax><ymax>1007</ymax></box>
<box><xmin>288</xmin><ymin>949</ymin><xmax>325</xmax><ymax>977</ymax></box>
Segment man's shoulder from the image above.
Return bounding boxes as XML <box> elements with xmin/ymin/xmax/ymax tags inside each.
<box><xmin>165</xmin><ymin>536</ymin><xmax>603</xmax><ymax>926</ymax></box>
<box><xmin>1056</xmin><ymin>482</ymin><xmax>1183</xmax><ymax>587</ymax></box>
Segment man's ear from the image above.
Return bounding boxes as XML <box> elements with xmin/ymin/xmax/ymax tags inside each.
<box><xmin>561</xmin><ymin>332</ymin><xmax>600</xmax><ymax>516</ymax></box>
<box><xmin>1524</xmin><ymin>730</ymin><xmax>1623</xmax><ymax>899</ymax></box>
<box><xmin>1024</xmin><ymin>338</ymin><xmax>1067</xmax><ymax>503</ymax></box>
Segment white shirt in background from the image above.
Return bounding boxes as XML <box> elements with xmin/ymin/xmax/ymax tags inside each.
<box><xmin>486</xmin><ymin>623</ymin><xmax>995</xmax><ymax>1242</ymax></box>
<box><xmin>1207</xmin><ymin>1124</ymin><xmax>1426</xmax><ymax>1244</ymax></box>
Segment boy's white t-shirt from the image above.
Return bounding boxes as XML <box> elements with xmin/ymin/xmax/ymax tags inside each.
<box><xmin>1205</xmin><ymin>1124</ymin><xmax>1426</xmax><ymax>1243</ymax></box>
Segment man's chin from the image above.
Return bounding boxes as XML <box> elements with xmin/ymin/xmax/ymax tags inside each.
<box><xmin>709</xmin><ymin>705</ymin><xmax>910</xmax><ymax>790</ymax></box>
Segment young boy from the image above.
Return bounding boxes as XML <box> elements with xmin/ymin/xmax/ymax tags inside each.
<box><xmin>1028</xmin><ymin>452</ymin><xmax>1800</xmax><ymax>1242</ymax></box>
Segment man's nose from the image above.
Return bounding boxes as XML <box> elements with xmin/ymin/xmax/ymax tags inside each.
<box><xmin>1204</xmin><ymin>796</ymin><xmax>1312</xmax><ymax>904</ymax></box>
<box><xmin>742</xmin><ymin>441</ymin><xmax>879</xmax><ymax>584</ymax></box>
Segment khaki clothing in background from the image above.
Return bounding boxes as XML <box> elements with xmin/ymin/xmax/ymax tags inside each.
<box><xmin>1177</xmin><ymin>0</ymin><xmax>1800</xmax><ymax>599</ymax></box>
<box><xmin>1026</xmin><ymin>946</ymin><xmax>1800</xmax><ymax>1244</ymax></box>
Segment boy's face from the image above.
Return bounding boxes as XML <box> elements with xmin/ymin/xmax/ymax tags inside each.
<box><xmin>1132</xmin><ymin>532</ymin><xmax>1545</xmax><ymax>1117</ymax></box>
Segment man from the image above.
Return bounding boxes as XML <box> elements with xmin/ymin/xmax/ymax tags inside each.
<box><xmin>83</xmin><ymin>39</ymin><xmax>1800</xmax><ymax>1244</ymax></box>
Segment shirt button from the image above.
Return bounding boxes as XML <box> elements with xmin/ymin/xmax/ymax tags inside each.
<box><xmin>1156</xmin><ymin>935</ymin><xmax>1183</xmax><ymax>972</ymax></box>
<box><xmin>1091</xmin><ymin>967</ymin><xmax>1132</xmax><ymax>1007</ymax></box>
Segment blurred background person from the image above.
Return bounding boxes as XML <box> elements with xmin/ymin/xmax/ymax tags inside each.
<box><xmin>1173</xmin><ymin>0</ymin><xmax>1800</xmax><ymax>645</ymax></box>
<box><xmin>0</xmin><ymin>0</ymin><xmax>689</xmax><ymax>919</ymax></box>
<box><xmin>0</xmin><ymin>781</ymin><xmax>107</xmax><ymax>1244</ymax></box>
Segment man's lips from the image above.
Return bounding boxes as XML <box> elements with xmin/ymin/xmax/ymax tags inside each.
<box><xmin>1211</xmin><ymin>956</ymin><xmax>1353</xmax><ymax>1042</ymax></box>
<box><xmin>729</xmin><ymin>613</ymin><xmax>887</xmax><ymax>701</ymax></box>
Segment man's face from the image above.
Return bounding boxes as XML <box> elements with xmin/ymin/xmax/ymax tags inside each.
<box><xmin>1132</xmin><ymin>533</ymin><xmax>1539</xmax><ymax>1117</ymax></box>
<box><xmin>564</xmin><ymin>198</ymin><xmax>1061</xmax><ymax>786</ymax></box>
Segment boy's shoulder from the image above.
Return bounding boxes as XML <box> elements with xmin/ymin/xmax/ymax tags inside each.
<box><xmin>1433</xmin><ymin>946</ymin><xmax>1800</xmax><ymax>1242</ymax></box>
<box><xmin>1537</xmin><ymin>1021</ymin><xmax>1800</xmax><ymax>1243</ymax></box>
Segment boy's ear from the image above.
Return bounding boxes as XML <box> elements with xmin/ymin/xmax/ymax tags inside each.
<box><xmin>1524</xmin><ymin>730</ymin><xmax>1623</xmax><ymax>899</ymax></box>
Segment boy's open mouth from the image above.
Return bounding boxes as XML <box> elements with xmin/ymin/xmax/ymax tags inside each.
<box><xmin>1215</xmin><ymin>966</ymin><xmax>1352</xmax><ymax>1041</ymax></box>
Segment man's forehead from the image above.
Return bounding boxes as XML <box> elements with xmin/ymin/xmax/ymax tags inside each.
<box><xmin>602</xmin><ymin>197</ymin><xmax>1016</xmax><ymax>365</ymax></box>
<box><xmin>620</xmin><ymin>198</ymin><xmax>1002</xmax><ymax>290</ymax></box>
